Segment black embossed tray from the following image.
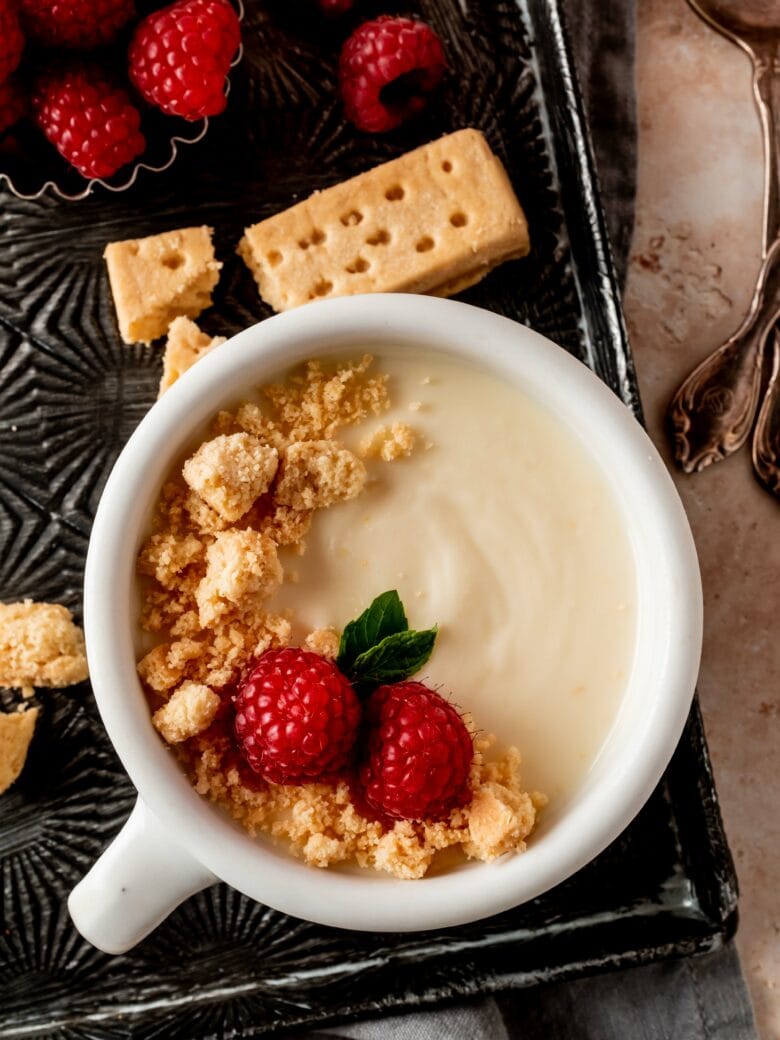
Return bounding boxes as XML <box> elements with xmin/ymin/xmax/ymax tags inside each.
<box><xmin>0</xmin><ymin>0</ymin><xmax>737</xmax><ymax>1036</ymax></box>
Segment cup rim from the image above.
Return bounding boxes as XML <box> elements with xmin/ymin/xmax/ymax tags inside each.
<box><xmin>83</xmin><ymin>294</ymin><xmax>702</xmax><ymax>931</ymax></box>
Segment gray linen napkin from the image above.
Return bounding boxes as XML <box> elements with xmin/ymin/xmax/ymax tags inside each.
<box><xmin>296</xmin><ymin>1</ymin><xmax>760</xmax><ymax>1036</ymax></box>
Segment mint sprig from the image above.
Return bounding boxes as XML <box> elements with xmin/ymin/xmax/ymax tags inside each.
<box><xmin>337</xmin><ymin>590</ymin><xmax>437</xmax><ymax>694</ymax></box>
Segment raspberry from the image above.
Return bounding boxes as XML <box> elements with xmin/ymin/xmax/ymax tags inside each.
<box><xmin>0</xmin><ymin>0</ymin><xmax>24</xmax><ymax>84</ymax></box>
<box><xmin>359</xmin><ymin>681</ymin><xmax>473</xmax><ymax>821</ymax></box>
<box><xmin>339</xmin><ymin>15</ymin><xmax>446</xmax><ymax>133</ymax></box>
<box><xmin>19</xmin><ymin>0</ymin><xmax>135</xmax><ymax>49</ymax></box>
<box><xmin>0</xmin><ymin>77</ymin><xmax>27</xmax><ymax>135</ymax></box>
<box><xmin>129</xmin><ymin>0</ymin><xmax>240</xmax><ymax>121</ymax></box>
<box><xmin>234</xmin><ymin>648</ymin><xmax>361</xmax><ymax>785</ymax></box>
<box><xmin>32</xmin><ymin>64</ymin><xmax>145</xmax><ymax>179</ymax></box>
<box><xmin>318</xmin><ymin>0</ymin><xmax>353</xmax><ymax>14</ymax></box>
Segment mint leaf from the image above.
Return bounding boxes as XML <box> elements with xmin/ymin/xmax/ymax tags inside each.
<box><xmin>337</xmin><ymin>590</ymin><xmax>408</xmax><ymax>674</ymax></box>
<box><xmin>351</xmin><ymin>627</ymin><xmax>437</xmax><ymax>685</ymax></box>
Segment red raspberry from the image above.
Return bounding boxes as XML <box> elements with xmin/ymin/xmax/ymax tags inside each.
<box><xmin>359</xmin><ymin>681</ymin><xmax>473</xmax><ymax>821</ymax></box>
<box><xmin>318</xmin><ymin>0</ymin><xmax>353</xmax><ymax>14</ymax></box>
<box><xmin>339</xmin><ymin>15</ymin><xmax>446</xmax><ymax>133</ymax></box>
<box><xmin>234</xmin><ymin>648</ymin><xmax>361</xmax><ymax>785</ymax></box>
<box><xmin>0</xmin><ymin>77</ymin><xmax>27</xmax><ymax>134</ymax></box>
<box><xmin>19</xmin><ymin>0</ymin><xmax>135</xmax><ymax>49</ymax></box>
<box><xmin>0</xmin><ymin>0</ymin><xmax>24</xmax><ymax>84</ymax></box>
<box><xmin>129</xmin><ymin>0</ymin><xmax>240</xmax><ymax>121</ymax></box>
<box><xmin>32</xmin><ymin>64</ymin><xmax>145</xmax><ymax>179</ymax></box>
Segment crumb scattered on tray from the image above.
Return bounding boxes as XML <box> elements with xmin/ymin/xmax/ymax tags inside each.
<box><xmin>0</xmin><ymin>707</ymin><xmax>39</xmax><ymax>795</ymax></box>
<box><xmin>159</xmin><ymin>316</ymin><xmax>226</xmax><ymax>397</ymax></box>
<box><xmin>0</xmin><ymin>601</ymin><xmax>88</xmax><ymax>689</ymax></box>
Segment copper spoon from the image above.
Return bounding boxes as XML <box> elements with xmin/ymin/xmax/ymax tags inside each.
<box><xmin>668</xmin><ymin>1</ymin><xmax>780</xmax><ymax>475</ymax></box>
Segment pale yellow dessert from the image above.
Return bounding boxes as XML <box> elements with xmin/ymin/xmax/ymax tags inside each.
<box><xmin>158</xmin><ymin>317</ymin><xmax>226</xmax><ymax>397</ymax></box>
<box><xmin>135</xmin><ymin>356</ymin><xmax>545</xmax><ymax>878</ymax></box>
<box><xmin>104</xmin><ymin>227</ymin><xmax>222</xmax><ymax>344</ymax></box>
<box><xmin>0</xmin><ymin>707</ymin><xmax>38</xmax><ymax>795</ymax></box>
<box><xmin>0</xmin><ymin>601</ymin><xmax>88</xmax><ymax>689</ymax></box>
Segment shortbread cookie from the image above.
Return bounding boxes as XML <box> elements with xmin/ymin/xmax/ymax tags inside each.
<box><xmin>158</xmin><ymin>317</ymin><xmax>226</xmax><ymax>397</ymax></box>
<box><xmin>105</xmin><ymin>226</ymin><xmax>222</xmax><ymax>344</ymax></box>
<box><xmin>238</xmin><ymin>129</ymin><xmax>529</xmax><ymax>311</ymax></box>
<box><xmin>0</xmin><ymin>707</ymin><xmax>38</xmax><ymax>795</ymax></box>
<box><xmin>0</xmin><ymin>601</ymin><xmax>88</xmax><ymax>688</ymax></box>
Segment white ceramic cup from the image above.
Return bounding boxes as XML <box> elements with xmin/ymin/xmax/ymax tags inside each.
<box><xmin>69</xmin><ymin>294</ymin><xmax>702</xmax><ymax>954</ymax></box>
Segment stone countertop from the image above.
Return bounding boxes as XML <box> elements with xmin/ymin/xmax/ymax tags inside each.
<box><xmin>624</xmin><ymin>2</ymin><xmax>779</xmax><ymax>1037</ymax></box>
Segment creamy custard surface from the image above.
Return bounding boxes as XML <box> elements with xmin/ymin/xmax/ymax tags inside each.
<box><xmin>274</xmin><ymin>351</ymin><xmax>637</xmax><ymax>806</ymax></box>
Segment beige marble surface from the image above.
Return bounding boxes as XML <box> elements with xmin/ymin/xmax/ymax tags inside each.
<box><xmin>624</xmin><ymin>2</ymin><xmax>779</xmax><ymax>1036</ymax></box>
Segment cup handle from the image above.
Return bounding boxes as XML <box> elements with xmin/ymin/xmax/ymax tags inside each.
<box><xmin>68</xmin><ymin>797</ymin><xmax>217</xmax><ymax>954</ymax></box>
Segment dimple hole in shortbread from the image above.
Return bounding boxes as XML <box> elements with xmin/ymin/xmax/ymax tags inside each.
<box><xmin>366</xmin><ymin>229</ymin><xmax>390</xmax><ymax>246</ymax></box>
<box><xmin>450</xmin><ymin>212</ymin><xmax>468</xmax><ymax>228</ymax></box>
<box><xmin>340</xmin><ymin>210</ymin><xmax>363</xmax><ymax>227</ymax></box>
<box><xmin>415</xmin><ymin>236</ymin><xmax>434</xmax><ymax>253</ymax></box>
<box><xmin>385</xmin><ymin>185</ymin><xmax>404</xmax><ymax>201</ymax></box>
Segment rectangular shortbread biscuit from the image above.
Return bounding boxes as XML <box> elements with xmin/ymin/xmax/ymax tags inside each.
<box><xmin>105</xmin><ymin>226</ymin><xmax>221</xmax><ymax>344</ymax></box>
<box><xmin>238</xmin><ymin>129</ymin><xmax>530</xmax><ymax>311</ymax></box>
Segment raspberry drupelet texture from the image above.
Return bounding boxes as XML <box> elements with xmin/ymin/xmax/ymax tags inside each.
<box><xmin>234</xmin><ymin>648</ymin><xmax>361</xmax><ymax>785</ymax></box>
<box><xmin>19</xmin><ymin>0</ymin><xmax>135</xmax><ymax>49</ymax></box>
<box><xmin>360</xmin><ymin>681</ymin><xmax>473</xmax><ymax>821</ymax></box>
<box><xmin>0</xmin><ymin>0</ymin><xmax>25</xmax><ymax>85</ymax></box>
<box><xmin>0</xmin><ymin>77</ymin><xmax>27</xmax><ymax>135</ymax></box>
<box><xmin>338</xmin><ymin>15</ymin><xmax>446</xmax><ymax>133</ymax></box>
<box><xmin>129</xmin><ymin>0</ymin><xmax>241</xmax><ymax>121</ymax></box>
<box><xmin>33</xmin><ymin>64</ymin><xmax>145</xmax><ymax>179</ymax></box>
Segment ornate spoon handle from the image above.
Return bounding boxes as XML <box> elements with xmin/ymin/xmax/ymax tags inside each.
<box><xmin>753</xmin><ymin>331</ymin><xmax>780</xmax><ymax>496</ymax></box>
<box><xmin>753</xmin><ymin>39</ymin><xmax>780</xmax><ymax>252</ymax></box>
<box><xmin>670</xmin><ymin>239</ymin><xmax>780</xmax><ymax>472</ymax></box>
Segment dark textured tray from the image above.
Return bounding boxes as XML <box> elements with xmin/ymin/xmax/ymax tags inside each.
<box><xmin>0</xmin><ymin>0</ymin><xmax>737</xmax><ymax>1036</ymax></box>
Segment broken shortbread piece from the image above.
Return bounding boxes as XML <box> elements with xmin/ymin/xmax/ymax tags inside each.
<box><xmin>275</xmin><ymin>440</ymin><xmax>366</xmax><ymax>510</ymax></box>
<box><xmin>0</xmin><ymin>601</ymin><xmax>88</xmax><ymax>688</ymax></box>
<box><xmin>0</xmin><ymin>707</ymin><xmax>38</xmax><ymax>795</ymax></box>
<box><xmin>104</xmin><ymin>226</ymin><xmax>222</xmax><ymax>344</ymax></box>
<box><xmin>304</xmin><ymin>627</ymin><xmax>340</xmax><ymax>660</ymax></box>
<box><xmin>158</xmin><ymin>317</ymin><xmax>226</xmax><ymax>397</ymax></box>
<box><xmin>183</xmin><ymin>433</ymin><xmax>279</xmax><ymax>522</ymax></box>
<box><xmin>153</xmin><ymin>682</ymin><xmax>220</xmax><ymax>744</ymax></box>
<box><xmin>196</xmin><ymin>530</ymin><xmax>282</xmax><ymax>626</ymax></box>
<box><xmin>360</xmin><ymin>422</ymin><xmax>417</xmax><ymax>461</ymax></box>
<box><xmin>238</xmin><ymin>129</ymin><xmax>530</xmax><ymax>312</ymax></box>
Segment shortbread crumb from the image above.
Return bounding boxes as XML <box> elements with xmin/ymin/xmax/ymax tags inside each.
<box><xmin>0</xmin><ymin>601</ymin><xmax>88</xmax><ymax>688</ymax></box>
<box><xmin>304</xmin><ymin>627</ymin><xmax>340</xmax><ymax>660</ymax></box>
<box><xmin>152</xmin><ymin>682</ymin><xmax>220</xmax><ymax>743</ymax></box>
<box><xmin>179</xmin><ymin>730</ymin><xmax>539</xmax><ymax>879</ymax></box>
<box><xmin>196</xmin><ymin>529</ymin><xmax>283</xmax><ymax>627</ymax></box>
<box><xmin>276</xmin><ymin>441</ymin><xmax>366</xmax><ymax>510</ymax></box>
<box><xmin>360</xmin><ymin>422</ymin><xmax>417</xmax><ymax>461</ymax></box>
<box><xmin>0</xmin><ymin>707</ymin><xmax>38</xmax><ymax>795</ymax></box>
<box><xmin>183</xmin><ymin>433</ymin><xmax>279</xmax><ymax>522</ymax></box>
<box><xmin>105</xmin><ymin>226</ymin><xmax>222</xmax><ymax>345</ymax></box>
<box><xmin>158</xmin><ymin>317</ymin><xmax>226</xmax><ymax>397</ymax></box>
